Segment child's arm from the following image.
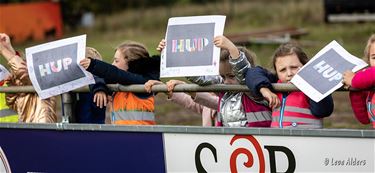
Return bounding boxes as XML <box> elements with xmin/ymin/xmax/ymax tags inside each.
<box><xmin>0</xmin><ymin>34</ymin><xmax>30</xmax><ymax>84</ymax></box>
<box><xmin>213</xmin><ymin>36</ymin><xmax>239</xmax><ymax>58</ymax></box>
<box><xmin>245</xmin><ymin>66</ymin><xmax>280</xmax><ymax>108</ymax></box>
<box><xmin>349</xmin><ymin>91</ymin><xmax>371</xmax><ymax>124</ymax></box>
<box><xmin>214</xmin><ymin>36</ymin><xmax>250</xmax><ymax>84</ymax></box>
<box><xmin>166</xmin><ymin>79</ymin><xmax>219</xmax><ymax>110</ymax></box>
<box><xmin>229</xmin><ymin>51</ymin><xmax>250</xmax><ymax>84</ymax></box>
<box><xmin>193</xmin><ymin>92</ymin><xmax>219</xmax><ymax>110</ymax></box>
<box><xmin>351</xmin><ymin>67</ymin><xmax>375</xmax><ymax>89</ymax></box>
<box><xmin>0</xmin><ymin>33</ymin><xmax>16</xmax><ymax>59</ymax></box>
<box><xmin>309</xmin><ymin>95</ymin><xmax>334</xmax><ymax>118</ymax></box>
<box><xmin>245</xmin><ymin>66</ymin><xmax>277</xmax><ymax>97</ymax></box>
<box><xmin>84</xmin><ymin>59</ymin><xmax>156</xmax><ymax>85</ymax></box>
<box><xmin>187</xmin><ymin>75</ymin><xmax>223</xmax><ymax>86</ymax></box>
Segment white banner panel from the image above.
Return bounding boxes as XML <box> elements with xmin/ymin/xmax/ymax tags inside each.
<box><xmin>25</xmin><ymin>35</ymin><xmax>95</xmax><ymax>99</ymax></box>
<box><xmin>291</xmin><ymin>40</ymin><xmax>368</xmax><ymax>102</ymax></box>
<box><xmin>160</xmin><ymin>15</ymin><xmax>226</xmax><ymax>78</ymax></box>
<box><xmin>164</xmin><ymin>133</ymin><xmax>375</xmax><ymax>173</ymax></box>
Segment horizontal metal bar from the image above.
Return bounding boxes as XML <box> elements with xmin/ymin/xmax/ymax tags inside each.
<box><xmin>0</xmin><ymin>123</ymin><xmax>373</xmax><ymax>138</ymax></box>
<box><xmin>0</xmin><ymin>83</ymin><xmax>370</xmax><ymax>93</ymax></box>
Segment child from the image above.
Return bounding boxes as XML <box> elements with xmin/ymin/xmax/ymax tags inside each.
<box><xmin>0</xmin><ymin>33</ymin><xmax>57</xmax><ymax>123</ymax></box>
<box><xmin>343</xmin><ymin>34</ymin><xmax>375</xmax><ymax>128</ymax></box>
<box><xmin>145</xmin><ymin>79</ymin><xmax>218</xmax><ymax>126</ymax></box>
<box><xmin>246</xmin><ymin>43</ymin><xmax>334</xmax><ymax>128</ymax></box>
<box><xmin>80</xmin><ymin>41</ymin><xmax>160</xmax><ymax>125</ymax></box>
<box><xmin>188</xmin><ymin>36</ymin><xmax>272</xmax><ymax>127</ymax></box>
<box><xmin>74</xmin><ymin>47</ymin><xmax>109</xmax><ymax>124</ymax></box>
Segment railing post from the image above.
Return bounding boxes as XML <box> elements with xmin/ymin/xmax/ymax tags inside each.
<box><xmin>61</xmin><ymin>93</ymin><xmax>74</xmax><ymax>124</ymax></box>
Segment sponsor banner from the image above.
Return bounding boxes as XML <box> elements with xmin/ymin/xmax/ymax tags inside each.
<box><xmin>164</xmin><ymin>133</ymin><xmax>375</xmax><ymax>172</ymax></box>
<box><xmin>0</xmin><ymin>128</ymin><xmax>165</xmax><ymax>173</ymax></box>
<box><xmin>26</xmin><ymin>35</ymin><xmax>95</xmax><ymax>99</ymax></box>
<box><xmin>291</xmin><ymin>40</ymin><xmax>368</xmax><ymax>102</ymax></box>
<box><xmin>160</xmin><ymin>15</ymin><xmax>226</xmax><ymax>78</ymax></box>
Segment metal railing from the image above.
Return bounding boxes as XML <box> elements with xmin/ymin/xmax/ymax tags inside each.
<box><xmin>0</xmin><ymin>83</ymin><xmax>365</xmax><ymax>124</ymax></box>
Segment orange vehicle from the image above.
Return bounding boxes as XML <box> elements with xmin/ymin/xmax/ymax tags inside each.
<box><xmin>0</xmin><ymin>1</ymin><xmax>63</xmax><ymax>43</ymax></box>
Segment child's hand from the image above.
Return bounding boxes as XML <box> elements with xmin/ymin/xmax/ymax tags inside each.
<box><xmin>144</xmin><ymin>80</ymin><xmax>163</xmax><ymax>93</ymax></box>
<box><xmin>93</xmin><ymin>91</ymin><xmax>107</xmax><ymax>108</ymax></box>
<box><xmin>79</xmin><ymin>58</ymin><xmax>91</xmax><ymax>69</ymax></box>
<box><xmin>0</xmin><ymin>33</ymin><xmax>16</xmax><ymax>55</ymax></box>
<box><xmin>166</xmin><ymin>80</ymin><xmax>185</xmax><ymax>92</ymax></box>
<box><xmin>260</xmin><ymin>87</ymin><xmax>280</xmax><ymax>109</ymax></box>
<box><xmin>166</xmin><ymin>80</ymin><xmax>186</xmax><ymax>97</ymax></box>
<box><xmin>342</xmin><ymin>70</ymin><xmax>355</xmax><ymax>88</ymax></box>
<box><xmin>214</xmin><ymin>35</ymin><xmax>239</xmax><ymax>59</ymax></box>
<box><xmin>156</xmin><ymin>39</ymin><xmax>166</xmax><ymax>52</ymax></box>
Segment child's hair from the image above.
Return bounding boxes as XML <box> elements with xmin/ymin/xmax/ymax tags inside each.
<box><xmin>116</xmin><ymin>41</ymin><xmax>160</xmax><ymax>75</ymax></box>
<box><xmin>116</xmin><ymin>41</ymin><xmax>150</xmax><ymax>62</ymax></box>
<box><xmin>272</xmin><ymin>43</ymin><xmax>308</xmax><ymax>71</ymax></box>
<box><xmin>220</xmin><ymin>46</ymin><xmax>256</xmax><ymax>68</ymax></box>
<box><xmin>86</xmin><ymin>47</ymin><xmax>102</xmax><ymax>60</ymax></box>
<box><xmin>364</xmin><ymin>34</ymin><xmax>375</xmax><ymax>62</ymax></box>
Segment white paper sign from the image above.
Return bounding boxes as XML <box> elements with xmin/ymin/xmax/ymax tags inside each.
<box><xmin>0</xmin><ymin>64</ymin><xmax>10</xmax><ymax>81</ymax></box>
<box><xmin>291</xmin><ymin>40</ymin><xmax>368</xmax><ymax>102</ymax></box>
<box><xmin>26</xmin><ymin>35</ymin><xmax>95</xmax><ymax>99</ymax></box>
<box><xmin>164</xmin><ymin>133</ymin><xmax>375</xmax><ymax>172</ymax></box>
<box><xmin>160</xmin><ymin>15</ymin><xmax>226</xmax><ymax>78</ymax></box>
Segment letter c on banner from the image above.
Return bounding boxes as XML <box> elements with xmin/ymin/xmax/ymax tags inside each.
<box><xmin>195</xmin><ymin>142</ymin><xmax>217</xmax><ymax>173</ymax></box>
<box><xmin>230</xmin><ymin>135</ymin><xmax>265</xmax><ymax>173</ymax></box>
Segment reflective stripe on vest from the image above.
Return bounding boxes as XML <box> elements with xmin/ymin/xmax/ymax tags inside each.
<box><xmin>0</xmin><ymin>108</ymin><xmax>17</xmax><ymax>117</ymax></box>
<box><xmin>272</xmin><ymin>91</ymin><xmax>323</xmax><ymax>128</ymax></box>
<box><xmin>113</xmin><ymin>111</ymin><xmax>155</xmax><ymax>121</ymax></box>
<box><xmin>246</xmin><ymin>111</ymin><xmax>272</xmax><ymax>123</ymax></box>
<box><xmin>272</xmin><ymin>116</ymin><xmax>323</xmax><ymax>127</ymax></box>
<box><xmin>112</xmin><ymin>92</ymin><xmax>155</xmax><ymax>125</ymax></box>
<box><xmin>274</xmin><ymin>106</ymin><xmax>315</xmax><ymax>118</ymax></box>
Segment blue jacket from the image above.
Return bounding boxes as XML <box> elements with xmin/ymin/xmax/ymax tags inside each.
<box><xmin>245</xmin><ymin>66</ymin><xmax>334</xmax><ymax>118</ymax></box>
<box><xmin>75</xmin><ymin>76</ymin><xmax>108</xmax><ymax>124</ymax></box>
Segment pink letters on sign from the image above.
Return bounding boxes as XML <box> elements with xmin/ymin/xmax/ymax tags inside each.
<box><xmin>171</xmin><ymin>38</ymin><xmax>209</xmax><ymax>53</ymax></box>
<box><xmin>39</xmin><ymin>57</ymin><xmax>73</xmax><ymax>77</ymax></box>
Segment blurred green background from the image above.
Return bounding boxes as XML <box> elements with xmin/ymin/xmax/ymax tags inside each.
<box><xmin>1</xmin><ymin>0</ymin><xmax>374</xmax><ymax>128</ymax></box>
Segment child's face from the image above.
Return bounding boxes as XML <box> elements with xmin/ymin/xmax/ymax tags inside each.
<box><xmin>275</xmin><ymin>54</ymin><xmax>303</xmax><ymax>83</ymax></box>
<box><xmin>219</xmin><ymin>62</ymin><xmax>238</xmax><ymax>85</ymax></box>
<box><xmin>112</xmin><ymin>50</ymin><xmax>129</xmax><ymax>71</ymax></box>
<box><xmin>369</xmin><ymin>43</ymin><xmax>375</xmax><ymax>67</ymax></box>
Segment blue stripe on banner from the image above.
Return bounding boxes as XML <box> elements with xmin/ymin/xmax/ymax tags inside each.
<box><xmin>0</xmin><ymin>129</ymin><xmax>165</xmax><ymax>173</ymax></box>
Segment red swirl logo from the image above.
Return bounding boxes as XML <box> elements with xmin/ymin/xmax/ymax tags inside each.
<box><xmin>229</xmin><ymin>135</ymin><xmax>265</xmax><ymax>173</ymax></box>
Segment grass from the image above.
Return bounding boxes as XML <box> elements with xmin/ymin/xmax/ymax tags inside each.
<box><xmin>3</xmin><ymin>0</ymin><xmax>375</xmax><ymax>129</ymax></box>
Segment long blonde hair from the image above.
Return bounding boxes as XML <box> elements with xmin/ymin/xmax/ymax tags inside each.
<box><xmin>364</xmin><ymin>34</ymin><xmax>375</xmax><ymax>62</ymax></box>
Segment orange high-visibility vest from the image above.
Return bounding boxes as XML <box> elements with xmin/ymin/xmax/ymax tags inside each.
<box><xmin>112</xmin><ymin>92</ymin><xmax>155</xmax><ymax>125</ymax></box>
